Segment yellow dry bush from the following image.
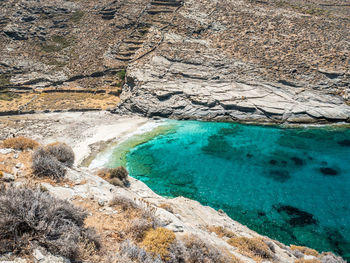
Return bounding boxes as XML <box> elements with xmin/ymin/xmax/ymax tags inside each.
<box><xmin>227</xmin><ymin>236</ymin><xmax>273</xmax><ymax>260</ymax></box>
<box><xmin>141</xmin><ymin>227</ymin><xmax>176</xmax><ymax>261</ymax></box>
<box><xmin>3</xmin><ymin>137</ymin><xmax>39</xmax><ymax>150</ymax></box>
<box><xmin>0</xmin><ymin>171</ymin><xmax>3</xmax><ymax>178</ymax></box>
<box><xmin>294</xmin><ymin>259</ymin><xmax>321</xmax><ymax>263</ymax></box>
<box><xmin>291</xmin><ymin>245</ymin><xmax>319</xmax><ymax>257</ymax></box>
<box><xmin>207</xmin><ymin>225</ymin><xmax>236</xmax><ymax>238</ymax></box>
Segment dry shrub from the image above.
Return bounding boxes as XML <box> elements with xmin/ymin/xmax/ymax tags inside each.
<box><xmin>110</xmin><ymin>195</ymin><xmax>139</xmax><ymax>211</ymax></box>
<box><xmin>117</xmin><ymin>239</ymin><xmax>163</xmax><ymax>263</ymax></box>
<box><xmin>45</xmin><ymin>142</ymin><xmax>75</xmax><ymax>167</ymax></box>
<box><xmin>110</xmin><ymin>166</ymin><xmax>128</xmax><ymax>180</ymax></box>
<box><xmin>183</xmin><ymin>234</ymin><xmax>234</xmax><ymax>263</ymax></box>
<box><xmin>0</xmin><ymin>185</ymin><xmax>100</xmax><ymax>260</ymax></box>
<box><xmin>96</xmin><ymin>166</ymin><xmax>129</xmax><ymax>187</ymax></box>
<box><xmin>32</xmin><ymin>148</ymin><xmax>66</xmax><ymax>179</ymax></box>
<box><xmin>141</xmin><ymin>228</ymin><xmax>176</xmax><ymax>261</ymax></box>
<box><xmin>126</xmin><ymin>218</ymin><xmax>154</xmax><ymax>242</ymax></box>
<box><xmin>294</xmin><ymin>259</ymin><xmax>321</xmax><ymax>263</ymax></box>
<box><xmin>159</xmin><ymin>203</ymin><xmax>174</xmax><ymax>213</ymax></box>
<box><xmin>3</xmin><ymin>136</ymin><xmax>39</xmax><ymax>150</ymax></box>
<box><xmin>110</xmin><ymin>196</ymin><xmax>160</xmax><ymax>242</ymax></box>
<box><xmin>291</xmin><ymin>245</ymin><xmax>319</xmax><ymax>257</ymax></box>
<box><xmin>227</xmin><ymin>236</ymin><xmax>273</xmax><ymax>260</ymax></box>
<box><xmin>207</xmin><ymin>225</ymin><xmax>236</xmax><ymax>238</ymax></box>
<box><xmin>0</xmin><ymin>171</ymin><xmax>3</xmax><ymax>178</ymax></box>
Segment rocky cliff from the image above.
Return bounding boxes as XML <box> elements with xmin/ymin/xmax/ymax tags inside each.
<box><xmin>114</xmin><ymin>0</ymin><xmax>350</xmax><ymax>124</ymax></box>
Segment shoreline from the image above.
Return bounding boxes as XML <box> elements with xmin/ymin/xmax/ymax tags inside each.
<box><xmin>0</xmin><ymin>111</ymin><xmax>347</xmax><ymax>262</ymax></box>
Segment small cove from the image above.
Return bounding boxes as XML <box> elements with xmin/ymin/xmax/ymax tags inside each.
<box><xmin>94</xmin><ymin>120</ymin><xmax>350</xmax><ymax>260</ymax></box>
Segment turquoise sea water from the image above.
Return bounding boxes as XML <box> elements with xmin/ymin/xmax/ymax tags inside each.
<box><xmin>107</xmin><ymin>120</ymin><xmax>350</xmax><ymax>260</ymax></box>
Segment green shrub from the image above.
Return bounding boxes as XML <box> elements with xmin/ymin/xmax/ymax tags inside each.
<box><xmin>117</xmin><ymin>69</ymin><xmax>126</xmax><ymax>80</ymax></box>
<box><xmin>70</xmin><ymin>10</ymin><xmax>84</xmax><ymax>23</ymax></box>
<box><xmin>0</xmin><ymin>186</ymin><xmax>100</xmax><ymax>259</ymax></box>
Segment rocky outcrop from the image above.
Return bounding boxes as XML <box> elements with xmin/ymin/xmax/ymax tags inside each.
<box><xmin>116</xmin><ymin>53</ymin><xmax>350</xmax><ymax>124</ymax></box>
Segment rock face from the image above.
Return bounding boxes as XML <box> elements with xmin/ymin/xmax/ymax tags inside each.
<box><xmin>1</xmin><ymin>0</ymin><xmax>349</xmax><ymax>123</ymax></box>
<box><xmin>113</xmin><ymin>0</ymin><xmax>350</xmax><ymax>124</ymax></box>
<box><xmin>117</xmin><ymin>55</ymin><xmax>350</xmax><ymax>124</ymax></box>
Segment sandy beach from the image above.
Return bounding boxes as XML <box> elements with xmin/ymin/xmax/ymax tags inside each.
<box><xmin>0</xmin><ymin>111</ymin><xmax>150</xmax><ymax>166</ymax></box>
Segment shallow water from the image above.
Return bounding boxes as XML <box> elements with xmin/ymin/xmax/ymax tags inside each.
<box><xmin>106</xmin><ymin>120</ymin><xmax>350</xmax><ymax>260</ymax></box>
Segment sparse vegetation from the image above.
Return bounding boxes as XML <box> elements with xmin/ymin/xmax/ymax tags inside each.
<box><xmin>159</xmin><ymin>203</ymin><xmax>174</xmax><ymax>213</ymax></box>
<box><xmin>141</xmin><ymin>227</ymin><xmax>176</xmax><ymax>261</ymax></box>
<box><xmin>45</xmin><ymin>142</ymin><xmax>75</xmax><ymax>167</ymax></box>
<box><xmin>227</xmin><ymin>236</ymin><xmax>273</xmax><ymax>260</ymax></box>
<box><xmin>294</xmin><ymin>259</ymin><xmax>321</xmax><ymax>263</ymax></box>
<box><xmin>3</xmin><ymin>136</ymin><xmax>39</xmax><ymax>150</ymax></box>
<box><xmin>0</xmin><ymin>74</ymin><xmax>11</xmax><ymax>86</ymax></box>
<box><xmin>32</xmin><ymin>147</ymin><xmax>67</xmax><ymax>179</ymax></box>
<box><xmin>0</xmin><ymin>185</ymin><xmax>100</xmax><ymax>260</ymax></box>
<box><xmin>291</xmin><ymin>245</ymin><xmax>319</xmax><ymax>257</ymax></box>
<box><xmin>117</xmin><ymin>239</ymin><xmax>163</xmax><ymax>262</ymax></box>
<box><xmin>41</xmin><ymin>35</ymin><xmax>72</xmax><ymax>52</ymax></box>
<box><xmin>97</xmin><ymin>166</ymin><xmax>129</xmax><ymax>187</ymax></box>
<box><xmin>110</xmin><ymin>195</ymin><xmax>139</xmax><ymax>211</ymax></box>
<box><xmin>0</xmin><ymin>91</ymin><xmax>20</xmax><ymax>101</ymax></box>
<box><xmin>117</xmin><ymin>69</ymin><xmax>126</xmax><ymax>80</ymax></box>
<box><xmin>70</xmin><ymin>10</ymin><xmax>84</xmax><ymax>23</ymax></box>
<box><xmin>207</xmin><ymin>225</ymin><xmax>236</xmax><ymax>238</ymax></box>
<box><xmin>183</xmin><ymin>234</ymin><xmax>237</xmax><ymax>263</ymax></box>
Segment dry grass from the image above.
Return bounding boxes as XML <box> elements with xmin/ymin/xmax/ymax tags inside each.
<box><xmin>291</xmin><ymin>245</ymin><xmax>319</xmax><ymax>257</ymax></box>
<box><xmin>182</xmin><ymin>234</ymin><xmax>238</xmax><ymax>263</ymax></box>
<box><xmin>158</xmin><ymin>203</ymin><xmax>174</xmax><ymax>213</ymax></box>
<box><xmin>72</xmin><ymin>196</ymin><xmax>160</xmax><ymax>262</ymax></box>
<box><xmin>141</xmin><ymin>227</ymin><xmax>176</xmax><ymax>261</ymax></box>
<box><xmin>0</xmin><ymin>150</ymin><xmax>32</xmax><ymax>176</ymax></box>
<box><xmin>294</xmin><ymin>259</ymin><xmax>321</xmax><ymax>263</ymax></box>
<box><xmin>227</xmin><ymin>236</ymin><xmax>273</xmax><ymax>261</ymax></box>
<box><xmin>25</xmin><ymin>92</ymin><xmax>119</xmax><ymax>111</ymax></box>
<box><xmin>207</xmin><ymin>225</ymin><xmax>236</xmax><ymax>238</ymax></box>
<box><xmin>0</xmin><ymin>93</ymin><xmax>36</xmax><ymax>112</ymax></box>
<box><xmin>3</xmin><ymin>137</ymin><xmax>39</xmax><ymax>150</ymax></box>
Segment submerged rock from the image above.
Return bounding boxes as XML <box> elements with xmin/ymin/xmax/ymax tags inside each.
<box><xmin>267</xmin><ymin>170</ymin><xmax>291</xmax><ymax>182</ymax></box>
<box><xmin>338</xmin><ymin>139</ymin><xmax>350</xmax><ymax>147</ymax></box>
<box><xmin>274</xmin><ymin>204</ymin><xmax>318</xmax><ymax>227</ymax></box>
<box><xmin>320</xmin><ymin>167</ymin><xmax>338</xmax><ymax>176</ymax></box>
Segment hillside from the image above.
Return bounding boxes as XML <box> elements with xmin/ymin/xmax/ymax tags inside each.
<box><xmin>0</xmin><ymin>0</ymin><xmax>349</xmax><ymax>122</ymax></box>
